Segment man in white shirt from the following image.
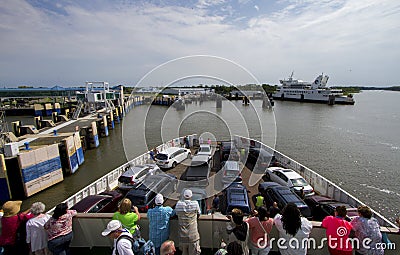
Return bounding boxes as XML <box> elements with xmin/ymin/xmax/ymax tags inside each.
<box><xmin>102</xmin><ymin>220</ymin><xmax>134</xmax><ymax>255</ymax></box>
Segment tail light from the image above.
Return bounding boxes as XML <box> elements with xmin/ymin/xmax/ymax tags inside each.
<box><xmin>130</xmin><ymin>177</ymin><xmax>135</xmax><ymax>185</ymax></box>
<box><xmin>139</xmin><ymin>205</ymin><xmax>148</xmax><ymax>212</ymax></box>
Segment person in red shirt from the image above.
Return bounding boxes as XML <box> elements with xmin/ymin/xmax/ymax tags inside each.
<box><xmin>244</xmin><ymin>207</ymin><xmax>273</xmax><ymax>255</ymax></box>
<box><xmin>322</xmin><ymin>206</ymin><xmax>353</xmax><ymax>255</ymax></box>
<box><xmin>0</xmin><ymin>200</ymin><xmax>33</xmax><ymax>255</ymax></box>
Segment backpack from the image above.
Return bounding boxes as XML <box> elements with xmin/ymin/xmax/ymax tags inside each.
<box><xmin>232</xmin><ymin>222</ymin><xmax>248</xmax><ymax>242</ymax></box>
<box><xmin>116</xmin><ymin>235</ymin><xmax>155</xmax><ymax>255</ymax></box>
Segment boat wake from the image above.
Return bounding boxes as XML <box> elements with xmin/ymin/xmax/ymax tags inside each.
<box><xmin>360</xmin><ymin>183</ymin><xmax>400</xmax><ymax>197</ymax></box>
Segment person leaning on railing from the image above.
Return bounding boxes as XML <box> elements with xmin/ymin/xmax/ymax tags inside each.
<box><xmin>174</xmin><ymin>189</ymin><xmax>201</xmax><ymax>255</ymax></box>
<box><xmin>26</xmin><ymin>202</ymin><xmax>51</xmax><ymax>255</ymax></box>
<box><xmin>112</xmin><ymin>198</ymin><xmax>141</xmax><ymax>237</ymax></box>
<box><xmin>147</xmin><ymin>194</ymin><xmax>175</xmax><ymax>255</ymax></box>
<box><xmin>350</xmin><ymin>206</ymin><xmax>384</xmax><ymax>255</ymax></box>
<box><xmin>244</xmin><ymin>206</ymin><xmax>273</xmax><ymax>255</ymax></box>
<box><xmin>44</xmin><ymin>202</ymin><xmax>77</xmax><ymax>255</ymax></box>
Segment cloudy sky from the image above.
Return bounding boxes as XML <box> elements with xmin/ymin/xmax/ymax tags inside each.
<box><xmin>0</xmin><ymin>0</ymin><xmax>399</xmax><ymax>87</ymax></box>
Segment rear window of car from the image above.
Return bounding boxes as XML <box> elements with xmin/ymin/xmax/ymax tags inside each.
<box><xmin>88</xmin><ymin>198</ymin><xmax>112</xmax><ymax>213</ymax></box>
<box><xmin>127</xmin><ymin>195</ymin><xmax>145</xmax><ymax>205</ymax></box>
<box><xmin>225</xmin><ymin>170</ymin><xmax>239</xmax><ymax>177</ymax></box>
<box><xmin>221</xmin><ymin>142</ymin><xmax>233</xmax><ymax>150</ymax></box>
<box><xmin>199</xmin><ymin>147</ymin><xmax>210</xmax><ymax>152</ymax></box>
<box><xmin>118</xmin><ymin>176</ymin><xmax>131</xmax><ymax>183</ymax></box>
<box><xmin>291</xmin><ymin>178</ymin><xmax>308</xmax><ymax>187</ymax></box>
<box><xmin>156</xmin><ymin>154</ymin><xmax>168</xmax><ymax>160</ymax></box>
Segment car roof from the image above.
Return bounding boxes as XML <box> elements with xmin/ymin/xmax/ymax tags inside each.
<box><xmin>322</xmin><ymin>202</ymin><xmax>354</xmax><ymax>209</ymax></box>
<box><xmin>269</xmin><ymin>167</ymin><xmax>304</xmax><ymax>179</ymax></box>
<box><xmin>259</xmin><ymin>181</ymin><xmax>282</xmax><ymax>189</ymax></box>
<box><xmin>200</xmin><ymin>144</ymin><xmax>211</xmax><ymax>148</ymax></box>
<box><xmin>191</xmin><ymin>155</ymin><xmax>209</xmax><ymax>165</ymax></box>
<box><xmin>305</xmin><ymin>195</ymin><xmax>336</xmax><ymax>203</ymax></box>
<box><xmin>121</xmin><ymin>165</ymin><xmax>150</xmax><ymax>177</ymax></box>
<box><xmin>126</xmin><ymin>186</ymin><xmax>150</xmax><ymax>196</ymax></box>
<box><xmin>159</xmin><ymin>146</ymin><xmax>181</xmax><ymax>154</ymax></box>
<box><xmin>227</xmin><ymin>183</ymin><xmax>247</xmax><ymax>191</ymax></box>
<box><xmin>71</xmin><ymin>195</ymin><xmax>111</xmax><ymax>212</ymax></box>
<box><xmin>223</xmin><ymin>161</ymin><xmax>240</xmax><ymax>170</ymax></box>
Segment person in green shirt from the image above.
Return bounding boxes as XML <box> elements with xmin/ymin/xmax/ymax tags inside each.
<box><xmin>255</xmin><ymin>193</ymin><xmax>264</xmax><ymax>209</ymax></box>
<box><xmin>112</xmin><ymin>198</ymin><xmax>141</xmax><ymax>236</ymax></box>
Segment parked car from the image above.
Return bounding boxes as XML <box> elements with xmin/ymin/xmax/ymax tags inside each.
<box><xmin>70</xmin><ymin>190</ymin><xmax>123</xmax><ymax>213</ymax></box>
<box><xmin>118</xmin><ymin>164</ymin><xmax>161</xmax><ymax>190</ymax></box>
<box><xmin>220</xmin><ymin>183</ymin><xmax>251</xmax><ymax>215</ymax></box>
<box><xmin>263</xmin><ymin>167</ymin><xmax>314</xmax><ymax>197</ymax></box>
<box><xmin>196</xmin><ymin>144</ymin><xmax>212</xmax><ymax>160</ymax></box>
<box><xmin>246</xmin><ymin>146</ymin><xmax>276</xmax><ymax>171</ymax></box>
<box><xmin>155</xmin><ymin>147</ymin><xmax>191</xmax><ymax>169</ymax></box>
<box><xmin>124</xmin><ymin>173</ymin><xmax>177</xmax><ymax>212</ymax></box>
<box><xmin>258</xmin><ymin>182</ymin><xmax>312</xmax><ymax>218</ymax></box>
<box><xmin>221</xmin><ymin>160</ymin><xmax>242</xmax><ymax>186</ymax></box>
<box><xmin>304</xmin><ymin>195</ymin><xmax>358</xmax><ymax>221</ymax></box>
<box><xmin>219</xmin><ymin>141</ymin><xmax>239</xmax><ymax>161</ymax></box>
<box><xmin>181</xmin><ymin>155</ymin><xmax>211</xmax><ymax>186</ymax></box>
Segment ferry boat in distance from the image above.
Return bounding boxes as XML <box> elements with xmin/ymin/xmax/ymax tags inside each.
<box><xmin>272</xmin><ymin>72</ymin><xmax>355</xmax><ymax>105</ymax></box>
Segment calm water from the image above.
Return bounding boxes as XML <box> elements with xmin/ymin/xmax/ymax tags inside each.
<box><xmin>17</xmin><ymin>91</ymin><xmax>400</xmax><ymax>222</ymax></box>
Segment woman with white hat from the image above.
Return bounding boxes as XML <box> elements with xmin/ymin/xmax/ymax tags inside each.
<box><xmin>0</xmin><ymin>200</ymin><xmax>33</xmax><ymax>255</ymax></box>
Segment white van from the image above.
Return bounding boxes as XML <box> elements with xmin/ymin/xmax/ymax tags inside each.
<box><xmin>155</xmin><ymin>147</ymin><xmax>191</xmax><ymax>169</ymax></box>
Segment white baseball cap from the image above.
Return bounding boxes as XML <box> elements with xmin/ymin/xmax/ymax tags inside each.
<box><xmin>155</xmin><ymin>194</ymin><xmax>164</xmax><ymax>205</ymax></box>
<box><xmin>102</xmin><ymin>220</ymin><xmax>122</xmax><ymax>236</ymax></box>
<box><xmin>184</xmin><ymin>189</ymin><xmax>192</xmax><ymax>199</ymax></box>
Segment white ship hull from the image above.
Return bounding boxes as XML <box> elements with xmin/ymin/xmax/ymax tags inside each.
<box><xmin>273</xmin><ymin>73</ymin><xmax>355</xmax><ymax>105</ymax></box>
<box><xmin>272</xmin><ymin>90</ymin><xmax>355</xmax><ymax>105</ymax></box>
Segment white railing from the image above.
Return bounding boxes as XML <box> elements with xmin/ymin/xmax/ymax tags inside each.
<box><xmin>48</xmin><ymin>134</ymin><xmax>197</xmax><ymax>213</ymax></box>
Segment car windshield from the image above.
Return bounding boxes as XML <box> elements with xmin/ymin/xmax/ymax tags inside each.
<box><xmin>291</xmin><ymin>178</ymin><xmax>308</xmax><ymax>187</ymax></box>
<box><xmin>156</xmin><ymin>154</ymin><xmax>168</xmax><ymax>160</ymax></box>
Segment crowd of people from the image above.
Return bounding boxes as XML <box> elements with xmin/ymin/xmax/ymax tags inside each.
<box><xmin>0</xmin><ymin>192</ymin><xmax>390</xmax><ymax>255</ymax></box>
<box><xmin>0</xmin><ymin>201</ymin><xmax>76</xmax><ymax>255</ymax></box>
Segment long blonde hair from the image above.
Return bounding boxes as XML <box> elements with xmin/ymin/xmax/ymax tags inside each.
<box><xmin>119</xmin><ymin>199</ymin><xmax>132</xmax><ymax>214</ymax></box>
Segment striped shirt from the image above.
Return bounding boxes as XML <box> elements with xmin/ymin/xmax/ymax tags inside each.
<box><xmin>174</xmin><ymin>200</ymin><xmax>201</xmax><ymax>243</ymax></box>
<box><xmin>44</xmin><ymin>210</ymin><xmax>77</xmax><ymax>240</ymax></box>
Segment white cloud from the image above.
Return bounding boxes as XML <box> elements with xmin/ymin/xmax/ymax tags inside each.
<box><xmin>0</xmin><ymin>0</ymin><xmax>399</xmax><ymax>86</ymax></box>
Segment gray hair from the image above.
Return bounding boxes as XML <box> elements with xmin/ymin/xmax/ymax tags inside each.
<box><xmin>30</xmin><ymin>202</ymin><xmax>46</xmax><ymax>215</ymax></box>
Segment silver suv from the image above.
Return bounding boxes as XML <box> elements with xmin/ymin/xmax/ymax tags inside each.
<box><xmin>118</xmin><ymin>164</ymin><xmax>161</xmax><ymax>190</ymax></box>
